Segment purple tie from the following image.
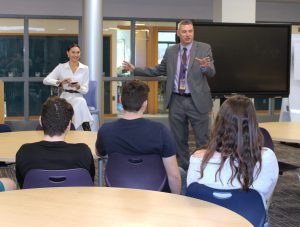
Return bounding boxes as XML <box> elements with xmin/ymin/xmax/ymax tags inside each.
<box><xmin>178</xmin><ymin>47</ymin><xmax>187</xmax><ymax>94</ymax></box>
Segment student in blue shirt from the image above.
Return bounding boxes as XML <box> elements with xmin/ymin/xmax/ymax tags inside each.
<box><xmin>0</xmin><ymin>178</ymin><xmax>16</xmax><ymax>192</ymax></box>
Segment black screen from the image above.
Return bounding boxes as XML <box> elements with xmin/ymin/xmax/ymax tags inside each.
<box><xmin>193</xmin><ymin>22</ymin><xmax>291</xmax><ymax>98</ymax></box>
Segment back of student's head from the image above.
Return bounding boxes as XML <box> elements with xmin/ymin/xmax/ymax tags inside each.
<box><xmin>121</xmin><ymin>80</ymin><xmax>149</xmax><ymax>112</ymax></box>
<box><xmin>213</xmin><ymin>95</ymin><xmax>263</xmax><ymax>148</ymax></box>
<box><xmin>41</xmin><ymin>97</ymin><xmax>74</xmax><ymax>136</ymax></box>
<box><xmin>202</xmin><ymin>95</ymin><xmax>264</xmax><ymax>190</ymax></box>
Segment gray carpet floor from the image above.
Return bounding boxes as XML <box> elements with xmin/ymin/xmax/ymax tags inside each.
<box><xmin>268</xmin><ymin>142</ymin><xmax>300</xmax><ymax>227</ymax></box>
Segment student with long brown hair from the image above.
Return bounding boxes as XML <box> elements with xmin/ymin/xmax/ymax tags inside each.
<box><xmin>187</xmin><ymin>95</ymin><xmax>279</xmax><ymax>208</ymax></box>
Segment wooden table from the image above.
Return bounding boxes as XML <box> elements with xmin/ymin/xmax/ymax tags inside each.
<box><xmin>0</xmin><ymin>187</ymin><xmax>252</xmax><ymax>227</ymax></box>
<box><xmin>259</xmin><ymin>122</ymin><xmax>300</xmax><ymax>143</ymax></box>
<box><xmin>0</xmin><ymin>130</ymin><xmax>97</xmax><ymax>162</ymax></box>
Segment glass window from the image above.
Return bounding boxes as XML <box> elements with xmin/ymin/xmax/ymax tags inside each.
<box><xmin>0</xmin><ymin>18</ymin><xmax>24</xmax><ymax>77</ymax></box>
<box><xmin>0</xmin><ymin>18</ymin><xmax>80</xmax><ymax>119</ymax></box>
<box><xmin>29</xmin><ymin>19</ymin><xmax>79</xmax><ymax>78</ymax></box>
<box><xmin>28</xmin><ymin>19</ymin><xmax>79</xmax><ymax>117</ymax></box>
<box><xmin>103</xmin><ymin>20</ymin><xmax>131</xmax><ymax>114</ymax></box>
<box><xmin>0</xmin><ymin>19</ymin><xmax>24</xmax><ymax>117</ymax></box>
<box><xmin>29</xmin><ymin>82</ymin><xmax>51</xmax><ymax>115</ymax></box>
<box><xmin>254</xmin><ymin>98</ymin><xmax>282</xmax><ymax>111</ymax></box>
<box><xmin>4</xmin><ymin>82</ymin><xmax>24</xmax><ymax>116</ymax></box>
<box><xmin>103</xmin><ymin>20</ymin><xmax>131</xmax><ymax>78</ymax></box>
<box><xmin>158</xmin><ymin>31</ymin><xmax>176</xmax><ymax>42</ymax></box>
<box><xmin>104</xmin><ymin>80</ymin><xmax>168</xmax><ymax>115</ymax></box>
<box><xmin>135</xmin><ymin>21</ymin><xmax>176</xmax><ymax>114</ymax></box>
<box><xmin>158</xmin><ymin>31</ymin><xmax>176</xmax><ymax>63</ymax></box>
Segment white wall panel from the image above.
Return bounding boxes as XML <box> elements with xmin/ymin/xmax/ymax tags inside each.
<box><xmin>256</xmin><ymin>2</ymin><xmax>300</xmax><ymax>22</ymax></box>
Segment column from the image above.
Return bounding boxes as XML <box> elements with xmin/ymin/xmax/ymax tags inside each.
<box><xmin>82</xmin><ymin>0</ymin><xmax>103</xmax><ymax>126</ymax></box>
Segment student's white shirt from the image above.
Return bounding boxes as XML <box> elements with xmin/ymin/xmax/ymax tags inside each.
<box><xmin>187</xmin><ymin>147</ymin><xmax>279</xmax><ymax>208</ymax></box>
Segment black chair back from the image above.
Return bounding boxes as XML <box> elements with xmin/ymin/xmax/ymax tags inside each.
<box><xmin>0</xmin><ymin>124</ymin><xmax>11</xmax><ymax>133</ymax></box>
<box><xmin>23</xmin><ymin>168</ymin><xmax>94</xmax><ymax>189</ymax></box>
<box><xmin>105</xmin><ymin>153</ymin><xmax>167</xmax><ymax>191</ymax></box>
<box><xmin>186</xmin><ymin>183</ymin><xmax>266</xmax><ymax>227</ymax></box>
<box><xmin>259</xmin><ymin>127</ymin><xmax>274</xmax><ymax>150</ymax></box>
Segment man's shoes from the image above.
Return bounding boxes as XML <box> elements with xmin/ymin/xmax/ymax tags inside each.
<box><xmin>82</xmin><ymin>122</ymin><xmax>91</xmax><ymax>131</ymax></box>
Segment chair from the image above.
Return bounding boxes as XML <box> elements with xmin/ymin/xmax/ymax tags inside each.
<box><xmin>186</xmin><ymin>183</ymin><xmax>266</xmax><ymax>227</ymax></box>
<box><xmin>259</xmin><ymin>127</ymin><xmax>274</xmax><ymax>151</ymax></box>
<box><xmin>0</xmin><ymin>124</ymin><xmax>11</xmax><ymax>133</ymax></box>
<box><xmin>105</xmin><ymin>153</ymin><xmax>167</xmax><ymax>191</ymax></box>
<box><xmin>259</xmin><ymin>127</ymin><xmax>299</xmax><ymax>175</ymax></box>
<box><xmin>84</xmin><ymin>80</ymin><xmax>99</xmax><ymax>131</ymax></box>
<box><xmin>22</xmin><ymin>168</ymin><xmax>94</xmax><ymax>189</ymax></box>
<box><xmin>84</xmin><ymin>80</ymin><xmax>99</xmax><ymax>115</ymax></box>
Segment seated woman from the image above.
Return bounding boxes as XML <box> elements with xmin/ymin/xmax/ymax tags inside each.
<box><xmin>43</xmin><ymin>43</ymin><xmax>93</xmax><ymax>131</ymax></box>
<box><xmin>0</xmin><ymin>178</ymin><xmax>16</xmax><ymax>191</ymax></box>
<box><xmin>187</xmin><ymin>95</ymin><xmax>279</xmax><ymax>208</ymax></box>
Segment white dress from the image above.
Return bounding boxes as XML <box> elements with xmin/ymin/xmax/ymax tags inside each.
<box><xmin>187</xmin><ymin>147</ymin><xmax>279</xmax><ymax>208</ymax></box>
<box><xmin>43</xmin><ymin>62</ymin><xmax>93</xmax><ymax>129</ymax></box>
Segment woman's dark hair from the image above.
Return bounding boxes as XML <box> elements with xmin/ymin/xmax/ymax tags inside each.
<box><xmin>200</xmin><ymin>95</ymin><xmax>264</xmax><ymax>191</ymax></box>
<box><xmin>121</xmin><ymin>79</ymin><xmax>149</xmax><ymax>112</ymax></box>
<box><xmin>67</xmin><ymin>43</ymin><xmax>80</xmax><ymax>52</ymax></box>
<box><xmin>41</xmin><ymin>97</ymin><xmax>74</xmax><ymax>137</ymax></box>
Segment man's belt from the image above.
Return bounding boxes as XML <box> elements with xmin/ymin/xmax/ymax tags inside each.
<box><xmin>173</xmin><ymin>92</ymin><xmax>191</xmax><ymax>97</ymax></box>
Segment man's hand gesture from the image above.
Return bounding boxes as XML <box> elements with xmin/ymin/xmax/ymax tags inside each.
<box><xmin>122</xmin><ymin>61</ymin><xmax>135</xmax><ymax>72</ymax></box>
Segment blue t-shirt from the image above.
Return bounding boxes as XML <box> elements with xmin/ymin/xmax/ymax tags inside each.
<box><xmin>96</xmin><ymin>118</ymin><xmax>178</xmax><ymax>158</ymax></box>
<box><xmin>0</xmin><ymin>181</ymin><xmax>5</xmax><ymax>192</ymax></box>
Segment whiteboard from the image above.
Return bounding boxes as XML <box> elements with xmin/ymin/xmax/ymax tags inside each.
<box><xmin>289</xmin><ymin>34</ymin><xmax>300</xmax><ymax>121</ymax></box>
<box><xmin>294</xmin><ymin>42</ymin><xmax>300</xmax><ymax>80</ymax></box>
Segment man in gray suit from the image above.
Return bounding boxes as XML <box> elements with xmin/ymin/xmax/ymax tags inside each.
<box><xmin>123</xmin><ymin>19</ymin><xmax>215</xmax><ymax>170</ymax></box>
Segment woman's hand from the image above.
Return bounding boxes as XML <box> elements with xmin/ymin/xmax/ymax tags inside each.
<box><xmin>57</xmin><ymin>78</ymin><xmax>72</xmax><ymax>86</ymax></box>
<box><xmin>69</xmin><ymin>82</ymin><xmax>80</xmax><ymax>90</ymax></box>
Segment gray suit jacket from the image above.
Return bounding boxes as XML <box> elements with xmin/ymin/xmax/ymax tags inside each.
<box><xmin>134</xmin><ymin>41</ymin><xmax>216</xmax><ymax>113</ymax></box>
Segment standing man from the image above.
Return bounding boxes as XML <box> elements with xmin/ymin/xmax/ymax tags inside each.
<box><xmin>123</xmin><ymin>20</ymin><xmax>215</xmax><ymax>170</ymax></box>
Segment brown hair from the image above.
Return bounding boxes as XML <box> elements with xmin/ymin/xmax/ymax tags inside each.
<box><xmin>200</xmin><ymin>95</ymin><xmax>264</xmax><ymax>191</ymax></box>
<box><xmin>41</xmin><ymin>97</ymin><xmax>74</xmax><ymax>137</ymax></box>
<box><xmin>121</xmin><ymin>79</ymin><xmax>149</xmax><ymax>112</ymax></box>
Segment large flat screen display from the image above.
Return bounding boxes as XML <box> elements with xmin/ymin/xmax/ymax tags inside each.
<box><xmin>193</xmin><ymin>22</ymin><xmax>291</xmax><ymax>98</ymax></box>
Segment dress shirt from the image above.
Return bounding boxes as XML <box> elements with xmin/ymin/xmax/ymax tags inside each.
<box><xmin>174</xmin><ymin>43</ymin><xmax>192</xmax><ymax>94</ymax></box>
<box><xmin>43</xmin><ymin>62</ymin><xmax>89</xmax><ymax>94</ymax></box>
